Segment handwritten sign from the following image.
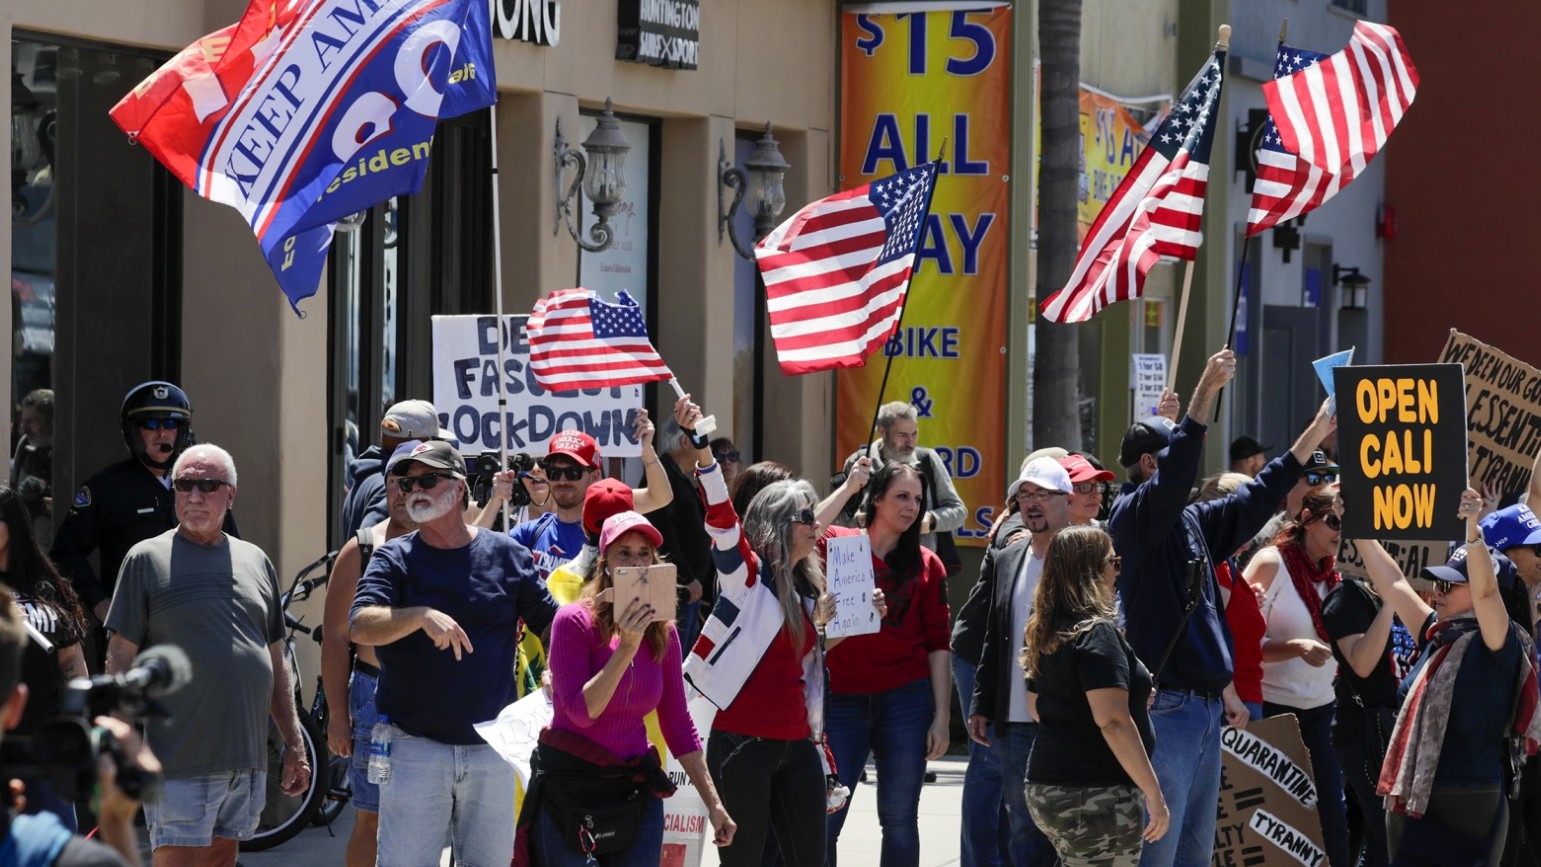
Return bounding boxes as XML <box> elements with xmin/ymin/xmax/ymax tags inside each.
<box><xmin>825</xmin><ymin>534</ymin><xmax>880</xmax><ymax>639</ymax></box>
<box><xmin>1132</xmin><ymin>354</ymin><xmax>1167</xmax><ymax>419</ymax></box>
<box><xmin>1213</xmin><ymin>715</ymin><xmax>1325</xmax><ymax>867</ymax></box>
<box><xmin>431</xmin><ymin>314</ymin><xmax>643</xmax><ymax>457</ymax></box>
<box><xmin>1437</xmin><ymin>330</ymin><xmax>1541</xmax><ymax>495</ymax></box>
<box><xmin>1334</xmin><ymin>364</ymin><xmax>1467</xmax><ymax>540</ymax></box>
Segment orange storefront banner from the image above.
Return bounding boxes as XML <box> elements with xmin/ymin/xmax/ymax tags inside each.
<box><xmin>837</xmin><ymin>7</ymin><xmax>1011</xmax><ymax>545</ymax></box>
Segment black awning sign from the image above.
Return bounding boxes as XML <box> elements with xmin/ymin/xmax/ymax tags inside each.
<box><xmin>617</xmin><ymin>0</ymin><xmax>701</xmax><ymax>70</ymax></box>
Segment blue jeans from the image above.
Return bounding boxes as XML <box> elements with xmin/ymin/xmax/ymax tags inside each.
<box><xmin>825</xmin><ymin>678</ymin><xmax>933</xmax><ymax>867</ymax></box>
<box><xmin>953</xmin><ymin>657</ymin><xmax>1007</xmax><ymax>867</ymax></box>
<box><xmin>533</xmin><ymin>791</ymin><xmax>664</xmax><ymax>867</ymax></box>
<box><xmin>996</xmin><ymin>722</ymin><xmax>1058</xmax><ymax>867</ymax></box>
<box><xmin>1140</xmin><ymin>690</ymin><xmax>1224</xmax><ymax>867</ymax></box>
<box><xmin>1265</xmin><ymin>701</ymin><xmax>1350</xmax><ymax>867</ymax></box>
<box><xmin>375</xmin><ymin>725</ymin><xmax>516</xmax><ymax>867</ymax></box>
<box><xmin>347</xmin><ymin>668</ymin><xmax>381</xmax><ymax>813</ymax></box>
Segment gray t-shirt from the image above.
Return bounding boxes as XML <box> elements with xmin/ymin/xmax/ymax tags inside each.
<box><xmin>105</xmin><ymin>530</ymin><xmax>282</xmax><ymax>777</ymax></box>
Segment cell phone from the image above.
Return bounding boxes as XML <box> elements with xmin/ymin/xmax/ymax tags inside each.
<box><xmin>611</xmin><ymin>564</ymin><xmax>679</xmax><ymax>624</ymax></box>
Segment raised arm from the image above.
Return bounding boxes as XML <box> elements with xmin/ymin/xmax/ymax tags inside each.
<box><xmin>631</xmin><ymin>408</ymin><xmax>675</xmax><ymax>514</ymax></box>
<box><xmin>1460</xmin><ymin>488</ymin><xmax>1512</xmax><ymax>651</ymax></box>
<box><xmin>817</xmin><ymin>456</ymin><xmax>870</xmax><ymax>528</ymax></box>
<box><xmin>1356</xmin><ymin>540</ymin><xmax>1434</xmax><ymax>634</ymax></box>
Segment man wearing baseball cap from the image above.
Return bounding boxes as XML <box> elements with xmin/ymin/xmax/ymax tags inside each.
<box><xmin>964</xmin><ymin>457</ymin><xmax>1074</xmax><ymax>867</ymax></box>
<box><xmin>1481</xmin><ymin>502</ymin><xmax>1541</xmax><ymax>592</ymax></box>
<box><xmin>351</xmin><ymin>440</ymin><xmax>558</xmax><ymax>866</ymax></box>
<box><xmin>341</xmin><ymin>399</ymin><xmax>455</xmax><ymax>539</ymax></box>
<box><xmin>1228</xmin><ymin>436</ymin><xmax>1271</xmax><ymax>478</ymax></box>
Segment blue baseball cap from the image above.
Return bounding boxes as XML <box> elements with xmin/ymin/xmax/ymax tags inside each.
<box><xmin>383</xmin><ymin>440</ymin><xmax>427</xmax><ymax>475</ymax></box>
<box><xmin>1421</xmin><ymin>544</ymin><xmax>1520</xmax><ymax>590</ymax></box>
<box><xmin>1480</xmin><ymin>503</ymin><xmax>1541</xmax><ymax>553</ymax></box>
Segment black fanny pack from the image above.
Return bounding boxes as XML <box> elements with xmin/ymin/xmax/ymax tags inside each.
<box><xmin>531</xmin><ymin>739</ymin><xmax>672</xmax><ymax>858</ymax></box>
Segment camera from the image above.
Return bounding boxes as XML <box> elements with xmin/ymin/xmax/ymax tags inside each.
<box><xmin>469</xmin><ymin>450</ymin><xmax>537</xmax><ymax>509</ymax></box>
<box><xmin>1</xmin><ymin>645</ymin><xmax>188</xmax><ymax>803</ymax></box>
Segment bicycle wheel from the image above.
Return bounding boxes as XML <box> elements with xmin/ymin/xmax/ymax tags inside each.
<box><xmin>241</xmin><ymin>705</ymin><xmax>328</xmax><ymax>852</ymax></box>
<box><xmin>314</xmin><ymin>753</ymin><xmax>352</xmax><ymax>826</ymax></box>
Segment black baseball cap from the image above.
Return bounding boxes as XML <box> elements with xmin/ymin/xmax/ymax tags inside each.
<box><xmin>1119</xmin><ymin>419</ymin><xmax>1176</xmax><ymax>468</ymax></box>
<box><xmin>1229</xmin><ymin>436</ymin><xmax>1271</xmax><ymax>463</ymax></box>
<box><xmin>386</xmin><ymin>440</ymin><xmax>467</xmax><ymax>478</ymax></box>
<box><xmin>1303</xmin><ymin>449</ymin><xmax>1339</xmax><ymax>475</ymax></box>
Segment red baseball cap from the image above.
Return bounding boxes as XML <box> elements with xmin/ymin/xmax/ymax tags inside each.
<box><xmin>548</xmin><ymin>429</ymin><xmax>600</xmax><ymax>469</ymax></box>
<box><xmin>599</xmin><ymin>511</ymin><xmax>664</xmax><ymax>556</ymax></box>
<box><xmin>583</xmin><ymin>479</ymin><xmax>634</xmax><ymax>538</ymax></box>
<box><xmin>1059</xmin><ymin>454</ymin><xmax>1115</xmax><ymax>484</ymax></box>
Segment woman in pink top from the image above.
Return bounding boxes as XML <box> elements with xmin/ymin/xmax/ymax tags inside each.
<box><xmin>534</xmin><ymin>511</ymin><xmax>735</xmax><ymax>866</ymax></box>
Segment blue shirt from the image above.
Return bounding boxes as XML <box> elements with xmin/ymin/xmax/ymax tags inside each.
<box><xmin>1402</xmin><ymin>621</ymin><xmax>1525</xmax><ymax>786</ymax></box>
<box><xmin>352</xmin><ymin>529</ymin><xmax>558</xmax><ymax>744</ymax></box>
<box><xmin>511</xmin><ymin>513</ymin><xmax>588</xmax><ymax>583</ymax></box>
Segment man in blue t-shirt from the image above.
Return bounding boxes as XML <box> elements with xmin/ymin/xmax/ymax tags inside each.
<box><xmin>351</xmin><ymin>441</ymin><xmax>558</xmax><ymax>867</ymax></box>
<box><xmin>510</xmin><ymin>429</ymin><xmax>604</xmax><ymax>581</ymax></box>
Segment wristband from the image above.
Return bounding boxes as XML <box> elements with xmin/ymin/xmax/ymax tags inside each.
<box><xmin>685</xmin><ymin>429</ymin><xmax>710</xmax><ymax>450</ymax></box>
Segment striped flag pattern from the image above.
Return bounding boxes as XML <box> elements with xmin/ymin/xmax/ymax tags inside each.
<box><xmin>1264</xmin><ymin>20</ymin><xmax>1419</xmax><ymax>180</ymax></box>
<box><xmin>527</xmin><ymin>289</ymin><xmax>674</xmax><ymax>391</ymax></box>
<box><xmin>1039</xmin><ymin>50</ymin><xmax>1225</xmax><ymax>324</ymax></box>
<box><xmin>1246</xmin><ymin>42</ymin><xmax>1340</xmax><ymax>236</ymax></box>
<box><xmin>754</xmin><ymin>162</ymin><xmax>938</xmax><ymax>375</ymax></box>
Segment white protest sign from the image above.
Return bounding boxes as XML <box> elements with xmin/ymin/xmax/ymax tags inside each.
<box><xmin>432</xmin><ymin>314</ymin><xmax>643</xmax><ymax>457</ymax></box>
<box><xmin>825</xmin><ymin>534</ymin><xmax>880</xmax><ymax>639</ymax></box>
<box><xmin>1131</xmin><ymin>354</ymin><xmax>1167</xmax><ymax>419</ymax></box>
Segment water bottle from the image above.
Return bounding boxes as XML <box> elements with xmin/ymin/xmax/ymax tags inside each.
<box><xmin>367</xmin><ymin>715</ymin><xmax>392</xmax><ymax>784</ymax></box>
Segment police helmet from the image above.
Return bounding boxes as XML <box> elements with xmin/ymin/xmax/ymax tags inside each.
<box><xmin>121</xmin><ymin>381</ymin><xmax>193</xmax><ymax>469</ymax></box>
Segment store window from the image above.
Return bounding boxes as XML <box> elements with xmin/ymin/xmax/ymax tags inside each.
<box><xmin>11</xmin><ymin>35</ymin><xmax>180</xmax><ymax>543</ymax></box>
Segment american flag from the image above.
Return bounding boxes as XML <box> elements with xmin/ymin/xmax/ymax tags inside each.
<box><xmin>754</xmin><ymin>162</ymin><xmax>938</xmax><ymax>375</ymax></box>
<box><xmin>527</xmin><ymin>289</ymin><xmax>673</xmax><ymax>391</ymax></box>
<box><xmin>1039</xmin><ymin>50</ymin><xmax>1225</xmax><ymax>324</ymax></box>
<box><xmin>1246</xmin><ymin>42</ymin><xmax>1337</xmax><ymax>236</ymax></box>
<box><xmin>1264</xmin><ymin>21</ymin><xmax>1419</xmax><ymax>180</ymax></box>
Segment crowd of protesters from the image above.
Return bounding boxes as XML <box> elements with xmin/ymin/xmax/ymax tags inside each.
<box><xmin>13</xmin><ymin>346</ymin><xmax>1541</xmax><ymax>867</ymax></box>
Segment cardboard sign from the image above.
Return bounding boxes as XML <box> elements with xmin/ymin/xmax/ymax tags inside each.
<box><xmin>657</xmin><ymin>690</ymin><xmax>717</xmax><ymax>867</ymax></box>
<box><xmin>431</xmin><ymin>314</ymin><xmax>644</xmax><ymax>457</ymax></box>
<box><xmin>612</xmin><ymin>564</ymin><xmax>679</xmax><ymax>625</ymax></box>
<box><xmin>1336</xmin><ymin>537</ymin><xmax>1449</xmax><ymax>582</ymax></box>
<box><xmin>1132</xmin><ymin>354</ymin><xmax>1167</xmax><ymax>419</ymax></box>
<box><xmin>1437</xmin><ymin>330</ymin><xmax>1541</xmax><ymax>495</ymax></box>
<box><xmin>1213</xmin><ymin>716</ymin><xmax>1325</xmax><ymax>867</ymax></box>
<box><xmin>825</xmin><ymin>534</ymin><xmax>880</xmax><ymax>639</ymax></box>
<box><xmin>1333</xmin><ymin>364</ymin><xmax>1468</xmax><ymax>540</ymax></box>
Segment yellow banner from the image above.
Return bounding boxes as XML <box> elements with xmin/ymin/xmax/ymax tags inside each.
<box><xmin>837</xmin><ymin>8</ymin><xmax>1012</xmax><ymax>545</ymax></box>
<box><xmin>1078</xmin><ymin>89</ymin><xmax>1159</xmax><ymax>240</ymax></box>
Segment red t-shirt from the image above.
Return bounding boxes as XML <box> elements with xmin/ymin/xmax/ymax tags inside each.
<box><xmin>1218</xmin><ymin>559</ymin><xmax>1266</xmax><ymax>703</ymax></box>
<box><xmin>711</xmin><ymin>607</ymin><xmax>816</xmax><ymax>740</ymax></box>
<box><xmin>822</xmin><ymin>527</ymin><xmax>951</xmax><ymax>694</ymax></box>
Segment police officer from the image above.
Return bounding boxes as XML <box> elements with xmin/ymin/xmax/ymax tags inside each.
<box><xmin>51</xmin><ymin>381</ymin><xmax>237</xmax><ymax>625</ymax></box>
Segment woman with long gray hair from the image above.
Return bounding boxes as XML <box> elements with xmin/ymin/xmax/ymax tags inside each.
<box><xmin>676</xmin><ymin>397</ymin><xmax>880</xmax><ymax>867</ymax></box>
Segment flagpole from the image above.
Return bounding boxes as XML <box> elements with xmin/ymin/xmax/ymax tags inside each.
<box><xmin>489</xmin><ymin>99</ymin><xmax>511</xmax><ymax>531</ymax></box>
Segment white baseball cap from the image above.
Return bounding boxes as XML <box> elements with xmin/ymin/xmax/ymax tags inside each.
<box><xmin>1008</xmin><ymin>457</ymin><xmax>1074</xmax><ymax>500</ymax></box>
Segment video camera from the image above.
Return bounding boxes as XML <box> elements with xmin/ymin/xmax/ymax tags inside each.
<box><xmin>1</xmin><ymin>645</ymin><xmax>190</xmax><ymax>803</ymax></box>
<box><xmin>468</xmin><ymin>450</ymin><xmax>537</xmax><ymax>508</ymax></box>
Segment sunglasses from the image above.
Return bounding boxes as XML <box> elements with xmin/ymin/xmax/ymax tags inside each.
<box><xmin>1016</xmin><ymin>489</ymin><xmax>1068</xmax><ymax>503</ymax></box>
<box><xmin>541</xmin><ymin>463</ymin><xmax>590</xmax><ymax>482</ymax></box>
<box><xmin>714</xmin><ymin>450</ymin><xmax>741</xmax><ymax>463</ymax></box>
<box><xmin>1073</xmin><ymin>482</ymin><xmax>1101</xmax><ymax>495</ymax></box>
<box><xmin>173</xmin><ymin>478</ymin><xmax>229</xmax><ymax>494</ymax></box>
<box><xmin>1312</xmin><ymin>513</ymin><xmax>1342</xmax><ymax>530</ymax></box>
<box><xmin>394</xmin><ymin>472</ymin><xmax>456</xmax><ymax>493</ymax></box>
<box><xmin>1433</xmin><ymin>579</ymin><xmax>1464</xmax><ymax>594</ymax></box>
<box><xmin>1105</xmin><ymin>554</ymin><xmax>1123</xmax><ymax>570</ymax></box>
<box><xmin>139</xmin><ymin>418</ymin><xmax>182</xmax><ymax>431</ymax></box>
<box><xmin>1306</xmin><ymin>472</ymin><xmax>1339</xmax><ymax>486</ymax></box>
<box><xmin>791</xmin><ymin>508</ymin><xmax>818</xmax><ymax>526</ymax></box>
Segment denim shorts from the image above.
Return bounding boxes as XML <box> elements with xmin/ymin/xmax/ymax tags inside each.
<box><xmin>349</xmin><ymin>668</ymin><xmax>381</xmax><ymax>813</ymax></box>
<box><xmin>142</xmin><ymin>769</ymin><xmax>265</xmax><ymax>849</ymax></box>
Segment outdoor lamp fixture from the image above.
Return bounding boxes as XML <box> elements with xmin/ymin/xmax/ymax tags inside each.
<box><xmin>11</xmin><ymin>71</ymin><xmax>50</xmax><ymax>220</ymax></box>
<box><xmin>1333</xmin><ymin>264</ymin><xmax>1371</xmax><ymax>310</ymax></box>
<box><xmin>718</xmin><ymin>122</ymin><xmax>792</xmax><ymax>259</ymax></box>
<box><xmin>553</xmin><ymin>98</ymin><xmax>632</xmax><ymax>253</ymax></box>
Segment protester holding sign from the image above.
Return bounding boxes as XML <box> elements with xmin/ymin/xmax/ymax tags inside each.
<box><xmin>527</xmin><ymin>511</ymin><xmax>735</xmax><ymax>866</ymax></box>
<box><xmin>820</xmin><ymin>461</ymin><xmax>953</xmax><ymax>867</ymax></box>
<box><xmin>1022</xmin><ymin>525</ymin><xmax>1167</xmax><ymax>866</ymax></box>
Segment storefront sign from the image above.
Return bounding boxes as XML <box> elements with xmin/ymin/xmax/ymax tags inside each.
<box><xmin>1437</xmin><ymin>330</ymin><xmax>1541</xmax><ymax>495</ymax></box>
<box><xmin>492</xmin><ymin>0</ymin><xmax>560</xmax><ymax>46</ymax></box>
<box><xmin>1334</xmin><ymin>364</ymin><xmax>1468</xmax><ymax>540</ymax></box>
<box><xmin>1215</xmin><ymin>716</ymin><xmax>1325</xmax><ymax>867</ymax></box>
<box><xmin>837</xmin><ymin>6</ymin><xmax>1012</xmax><ymax>546</ymax></box>
<box><xmin>431</xmin><ymin>314</ymin><xmax>644</xmax><ymax>457</ymax></box>
<box><xmin>617</xmin><ymin>0</ymin><xmax>700</xmax><ymax>69</ymax></box>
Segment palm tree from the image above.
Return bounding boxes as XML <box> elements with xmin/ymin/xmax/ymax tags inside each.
<box><xmin>1033</xmin><ymin>0</ymin><xmax>1083</xmax><ymax>451</ymax></box>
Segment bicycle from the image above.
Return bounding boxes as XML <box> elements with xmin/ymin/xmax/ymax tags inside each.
<box><xmin>240</xmin><ymin>550</ymin><xmax>338</xmax><ymax>852</ymax></box>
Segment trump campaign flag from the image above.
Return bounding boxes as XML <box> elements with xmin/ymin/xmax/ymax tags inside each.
<box><xmin>527</xmin><ymin>289</ymin><xmax>674</xmax><ymax>392</ymax></box>
<box><xmin>754</xmin><ymin>161</ymin><xmax>938</xmax><ymax>375</ymax></box>
<box><xmin>1039</xmin><ymin>45</ymin><xmax>1225</xmax><ymax>324</ymax></box>
<box><xmin>110</xmin><ymin>0</ymin><xmax>497</xmax><ymax>312</ymax></box>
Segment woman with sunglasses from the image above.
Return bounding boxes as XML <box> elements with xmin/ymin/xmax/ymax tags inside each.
<box><xmin>1022</xmin><ymin>525</ymin><xmax>1166</xmax><ymax>866</ymax></box>
<box><xmin>820</xmin><ymin>460</ymin><xmax>952</xmax><ymax>867</ymax></box>
<box><xmin>1244</xmin><ymin>484</ymin><xmax>1351</xmax><ymax>867</ymax></box>
<box><xmin>676</xmin><ymin>398</ymin><xmax>867</xmax><ymax>867</ymax></box>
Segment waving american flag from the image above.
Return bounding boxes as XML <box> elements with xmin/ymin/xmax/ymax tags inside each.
<box><xmin>527</xmin><ymin>289</ymin><xmax>673</xmax><ymax>392</ymax></box>
<box><xmin>1246</xmin><ymin>42</ymin><xmax>1338</xmax><ymax>236</ymax></box>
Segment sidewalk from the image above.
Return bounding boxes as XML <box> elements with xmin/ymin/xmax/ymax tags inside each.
<box><xmin>226</xmin><ymin>755</ymin><xmax>968</xmax><ymax>866</ymax></box>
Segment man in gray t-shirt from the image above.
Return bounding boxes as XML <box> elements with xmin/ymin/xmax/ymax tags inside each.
<box><xmin>104</xmin><ymin>444</ymin><xmax>309</xmax><ymax>863</ymax></box>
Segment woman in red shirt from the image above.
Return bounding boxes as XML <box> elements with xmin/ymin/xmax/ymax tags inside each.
<box><xmin>822</xmin><ymin>461</ymin><xmax>951</xmax><ymax>867</ymax></box>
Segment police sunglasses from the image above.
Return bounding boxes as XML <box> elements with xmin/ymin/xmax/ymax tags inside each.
<box><xmin>394</xmin><ymin>472</ymin><xmax>456</xmax><ymax>493</ymax></box>
<box><xmin>541</xmin><ymin>463</ymin><xmax>590</xmax><ymax>482</ymax></box>
<box><xmin>139</xmin><ymin>418</ymin><xmax>181</xmax><ymax>431</ymax></box>
<box><xmin>173</xmin><ymin>478</ymin><xmax>229</xmax><ymax>494</ymax></box>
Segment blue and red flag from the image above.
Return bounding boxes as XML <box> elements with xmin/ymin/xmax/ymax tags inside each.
<box><xmin>111</xmin><ymin>0</ymin><xmax>497</xmax><ymax>312</ymax></box>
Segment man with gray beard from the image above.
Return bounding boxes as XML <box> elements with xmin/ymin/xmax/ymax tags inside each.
<box><xmin>351</xmin><ymin>441</ymin><xmax>558</xmax><ymax>867</ymax></box>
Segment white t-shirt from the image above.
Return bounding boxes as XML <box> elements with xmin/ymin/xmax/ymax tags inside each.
<box><xmin>1259</xmin><ymin>552</ymin><xmax>1338</xmax><ymax>709</ymax></box>
<box><xmin>1008</xmin><ymin>549</ymin><xmax>1046</xmax><ymax>723</ymax></box>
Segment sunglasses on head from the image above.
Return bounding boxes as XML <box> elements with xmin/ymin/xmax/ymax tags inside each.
<box><xmin>139</xmin><ymin>418</ymin><xmax>181</xmax><ymax>431</ymax></box>
<box><xmin>1306</xmin><ymin>471</ymin><xmax>1339</xmax><ymax>486</ymax></box>
<box><xmin>541</xmin><ymin>462</ymin><xmax>589</xmax><ymax>482</ymax></box>
<box><xmin>714</xmin><ymin>450</ymin><xmax>741</xmax><ymax>463</ymax></box>
<box><xmin>394</xmin><ymin>472</ymin><xmax>456</xmax><ymax>493</ymax></box>
<box><xmin>173</xmin><ymin>478</ymin><xmax>229</xmax><ymax>494</ymax></box>
<box><xmin>791</xmin><ymin>508</ymin><xmax>818</xmax><ymax>526</ymax></box>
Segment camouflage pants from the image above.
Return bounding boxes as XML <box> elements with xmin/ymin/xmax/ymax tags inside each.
<box><xmin>1024</xmin><ymin>783</ymin><xmax>1143</xmax><ymax>867</ymax></box>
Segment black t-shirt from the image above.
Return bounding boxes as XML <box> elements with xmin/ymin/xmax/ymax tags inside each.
<box><xmin>1321</xmin><ymin>580</ymin><xmax>1402</xmax><ymax>745</ymax></box>
<box><xmin>1027</xmin><ymin>619</ymin><xmax>1155</xmax><ymax>785</ymax></box>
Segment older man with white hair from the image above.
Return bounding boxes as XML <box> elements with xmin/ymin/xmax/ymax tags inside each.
<box><xmin>105</xmin><ymin>443</ymin><xmax>309</xmax><ymax>867</ymax></box>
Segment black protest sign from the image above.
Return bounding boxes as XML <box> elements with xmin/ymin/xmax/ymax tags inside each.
<box><xmin>1334</xmin><ymin>364</ymin><xmax>1467</xmax><ymax>541</ymax></box>
<box><xmin>1214</xmin><ymin>716</ymin><xmax>1325</xmax><ymax>867</ymax></box>
<box><xmin>1437</xmin><ymin>330</ymin><xmax>1541</xmax><ymax>495</ymax></box>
